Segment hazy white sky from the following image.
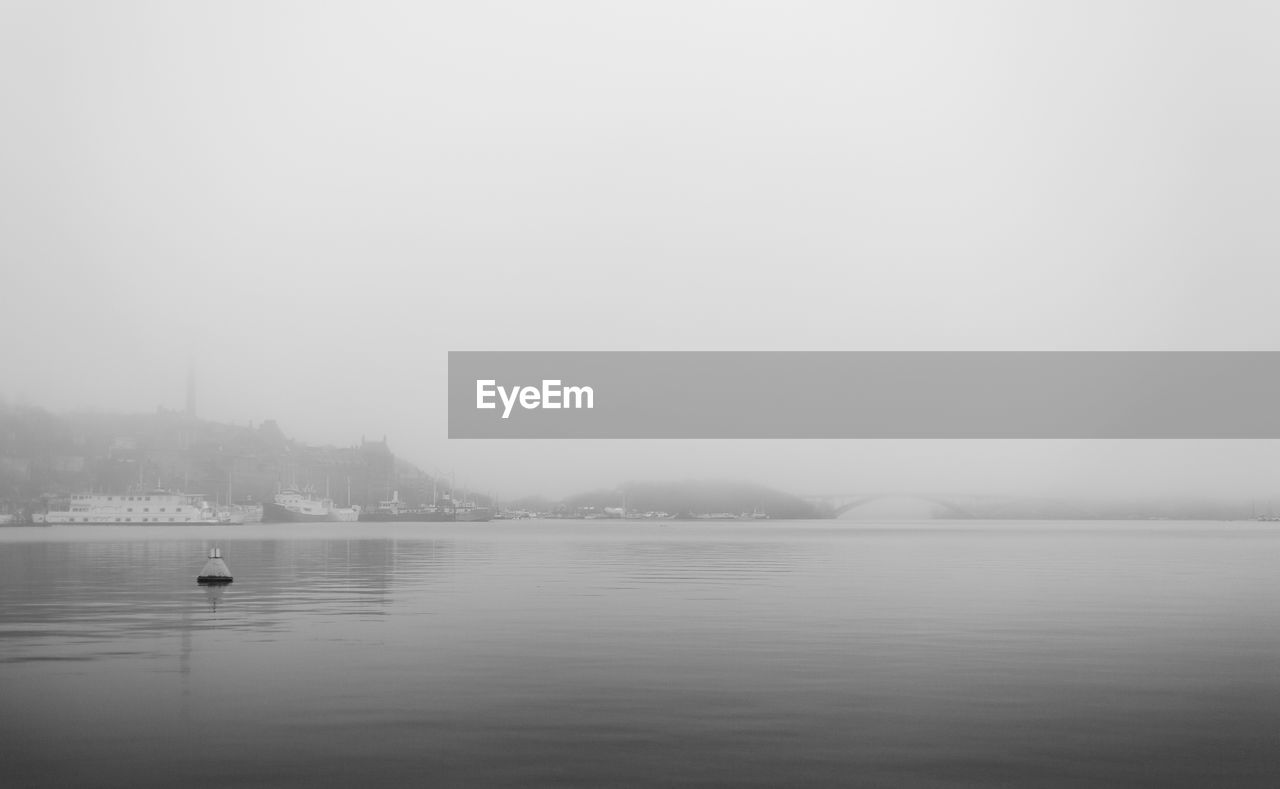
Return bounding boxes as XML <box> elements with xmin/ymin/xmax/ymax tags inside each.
<box><xmin>3</xmin><ymin>2</ymin><xmax>1279</xmax><ymax>497</ymax></box>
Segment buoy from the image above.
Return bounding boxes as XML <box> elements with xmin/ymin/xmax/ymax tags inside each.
<box><xmin>197</xmin><ymin>547</ymin><xmax>233</xmax><ymax>584</ymax></box>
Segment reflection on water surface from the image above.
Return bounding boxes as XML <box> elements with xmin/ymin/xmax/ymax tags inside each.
<box><xmin>2</xmin><ymin>521</ymin><xmax>1278</xmax><ymax>787</ymax></box>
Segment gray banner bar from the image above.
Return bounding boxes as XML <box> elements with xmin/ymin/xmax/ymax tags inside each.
<box><xmin>448</xmin><ymin>352</ymin><xmax>1280</xmax><ymax>438</ymax></box>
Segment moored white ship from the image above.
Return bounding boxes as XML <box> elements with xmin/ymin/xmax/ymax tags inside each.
<box><xmin>262</xmin><ymin>488</ymin><xmax>360</xmax><ymax>523</ymax></box>
<box><xmin>45</xmin><ymin>490</ymin><xmax>220</xmax><ymax>524</ymax></box>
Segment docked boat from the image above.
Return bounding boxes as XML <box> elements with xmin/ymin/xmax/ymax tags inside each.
<box><xmin>217</xmin><ymin>503</ymin><xmax>264</xmax><ymax>524</ymax></box>
<box><xmin>44</xmin><ymin>490</ymin><xmax>220</xmax><ymax>524</ymax></box>
<box><xmin>454</xmin><ymin>502</ymin><xmax>493</xmax><ymax>522</ymax></box>
<box><xmin>358</xmin><ymin>491</ymin><xmax>455</xmax><ymax>522</ymax></box>
<box><xmin>262</xmin><ymin>488</ymin><xmax>360</xmax><ymax>523</ymax></box>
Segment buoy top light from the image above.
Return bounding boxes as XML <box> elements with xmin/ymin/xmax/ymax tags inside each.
<box><xmin>198</xmin><ymin>547</ymin><xmax>233</xmax><ymax>585</ymax></box>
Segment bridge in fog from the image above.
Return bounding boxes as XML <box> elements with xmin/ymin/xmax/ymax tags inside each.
<box><xmin>800</xmin><ymin>493</ymin><xmax>1102</xmax><ymax>519</ymax></box>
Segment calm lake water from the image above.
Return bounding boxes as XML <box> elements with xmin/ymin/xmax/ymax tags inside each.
<box><xmin>2</xmin><ymin>521</ymin><xmax>1278</xmax><ymax>788</ymax></box>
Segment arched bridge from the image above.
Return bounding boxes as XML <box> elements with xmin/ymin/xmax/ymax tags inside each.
<box><xmin>801</xmin><ymin>493</ymin><xmax>1101</xmax><ymax>520</ymax></box>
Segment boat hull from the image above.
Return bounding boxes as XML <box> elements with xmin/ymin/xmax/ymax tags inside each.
<box><xmin>358</xmin><ymin>511</ymin><xmax>456</xmax><ymax>522</ymax></box>
<box><xmin>262</xmin><ymin>502</ymin><xmax>359</xmax><ymax>523</ymax></box>
<box><xmin>44</xmin><ymin>517</ymin><xmax>223</xmax><ymax>525</ymax></box>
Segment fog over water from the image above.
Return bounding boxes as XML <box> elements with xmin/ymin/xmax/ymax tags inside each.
<box><xmin>3</xmin><ymin>2</ymin><xmax>1280</xmax><ymax>498</ymax></box>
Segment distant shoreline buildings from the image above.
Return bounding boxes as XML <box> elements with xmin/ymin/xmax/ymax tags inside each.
<box><xmin>0</xmin><ymin>403</ymin><xmax>462</xmax><ymax>522</ymax></box>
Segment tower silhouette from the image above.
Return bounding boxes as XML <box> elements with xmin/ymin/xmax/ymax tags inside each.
<box><xmin>185</xmin><ymin>367</ymin><xmax>196</xmax><ymax>418</ymax></box>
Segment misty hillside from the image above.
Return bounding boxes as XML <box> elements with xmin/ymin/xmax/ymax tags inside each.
<box><xmin>0</xmin><ymin>403</ymin><xmax>448</xmax><ymax>510</ymax></box>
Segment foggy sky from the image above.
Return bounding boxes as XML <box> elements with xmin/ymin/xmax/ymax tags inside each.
<box><xmin>3</xmin><ymin>2</ymin><xmax>1280</xmax><ymax>499</ymax></box>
